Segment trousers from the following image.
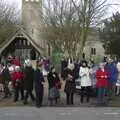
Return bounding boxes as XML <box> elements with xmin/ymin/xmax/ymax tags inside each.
<box><xmin>35</xmin><ymin>85</ymin><xmax>44</xmax><ymax>106</ymax></box>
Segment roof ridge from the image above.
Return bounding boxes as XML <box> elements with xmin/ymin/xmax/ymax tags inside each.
<box><xmin>0</xmin><ymin>27</ymin><xmax>44</xmax><ymax>56</ymax></box>
<box><xmin>0</xmin><ymin>29</ymin><xmax>19</xmax><ymax>48</ymax></box>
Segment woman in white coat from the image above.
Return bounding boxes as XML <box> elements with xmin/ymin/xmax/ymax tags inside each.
<box><xmin>79</xmin><ymin>61</ymin><xmax>92</xmax><ymax>103</ymax></box>
<box><xmin>116</xmin><ymin>62</ymin><xmax>120</xmax><ymax>95</ymax></box>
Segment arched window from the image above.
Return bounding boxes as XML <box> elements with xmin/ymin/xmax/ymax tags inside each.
<box><xmin>91</xmin><ymin>48</ymin><xmax>96</xmax><ymax>55</ymax></box>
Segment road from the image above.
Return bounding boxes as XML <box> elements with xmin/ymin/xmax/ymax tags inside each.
<box><xmin>0</xmin><ymin>107</ymin><xmax>120</xmax><ymax>120</ymax></box>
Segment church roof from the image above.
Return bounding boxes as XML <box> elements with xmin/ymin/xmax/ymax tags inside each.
<box><xmin>0</xmin><ymin>28</ymin><xmax>44</xmax><ymax>55</ymax></box>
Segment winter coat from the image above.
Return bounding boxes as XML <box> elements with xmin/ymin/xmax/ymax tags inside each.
<box><xmin>79</xmin><ymin>67</ymin><xmax>92</xmax><ymax>87</ymax></box>
<box><xmin>117</xmin><ymin>62</ymin><xmax>120</xmax><ymax>80</ymax></box>
<box><xmin>0</xmin><ymin>74</ymin><xmax>3</xmax><ymax>84</ymax></box>
<box><xmin>11</xmin><ymin>71</ymin><xmax>24</xmax><ymax>88</ymax></box>
<box><xmin>24</xmin><ymin>66</ymin><xmax>34</xmax><ymax>90</ymax></box>
<box><xmin>105</xmin><ymin>63</ymin><xmax>118</xmax><ymax>83</ymax></box>
<box><xmin>34</xmin><ymin>68</ymin><xmax>45</xmax><ymax>88</ymax></box>
<box><xmin>74</xmin><ymin>62</ymin><xmax>80</xmax><ymax>80</ymax></box>
<box><xmin>64</xmin><ymin>68</ymin><xmax>76</xmax><ymax>93</ymax></box>
<box><xmin>0</xmin><ymin>67</ymin><xmax>3</xmax><ymax>84</ymax></box>
<box><xmin>90</xmin><ymin>65</ymin><xmax>98</xmax><ymax>86</ymax></box>
<box><xmin>96</xmin><ymin>69</ymin><xmax>109</xmax><ymax>88</ymax></box>
<box><xmin>47</xmin><ymin>72</ymin><xmax>60</xmax><ymax>89</ymax></box>
<box><xmin>61</xmin><ymin>60</ymin><xmax>68</xmax><ymax>79</ymax></box>
<box><xmin>2</xmin><ymin>67</ymin><xmax>11</xmax><ymax>83</ymax></box>
<box><xmin>116</xmin><ymin>62</ymin><xmax>120</xmax><ymax>85</ymax></box>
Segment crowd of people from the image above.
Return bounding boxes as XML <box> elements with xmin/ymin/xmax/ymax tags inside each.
<box><xmin>0</xmin><ymin>55</ymin><xmax>120</xmax><ymax>107</ymax></box>
<box><xmin>0</xmin><ymin>56</ymin><xmax>50</xmax><ymax>107</ymax></box>
<box><xmin>60</xmin><ymin>57</ymin><xmax>120</xmax><ymax>106</ymax></box>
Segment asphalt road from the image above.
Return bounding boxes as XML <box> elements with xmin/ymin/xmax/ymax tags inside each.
<box><xmin>0</xmin><ymin>107</ymin><xmax>120</xmax><ymax>120</ymax></box>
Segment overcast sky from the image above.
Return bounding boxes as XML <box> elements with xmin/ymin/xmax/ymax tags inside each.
<box><xmin>3</xmin><ymin>0</ymin><xmax>120</xmax><ymax>17</ymax></box>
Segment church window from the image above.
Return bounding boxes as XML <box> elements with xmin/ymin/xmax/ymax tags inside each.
<box><xmin>23</xmin><ymin>40</ymin><xmax>26</xmax><ymax>46</ymax></box>
<box><xmin>91</xmin><ymin>48</ymin><xmax>96</xmax><ymax>55</ymax></box>
<box><xmin>19</xmin><ymin>39</ymin><xmax>22</xmax><ymax>45</ymax></box>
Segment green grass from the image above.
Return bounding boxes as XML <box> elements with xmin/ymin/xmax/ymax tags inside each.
<box><xmin>108</xmin><ymin>95</ymin><xmax>120</xmax><ymax>107</ymax></box>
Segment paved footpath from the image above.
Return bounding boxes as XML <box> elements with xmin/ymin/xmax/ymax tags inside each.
<box><xmin>0</xmin><ymin>107</ymin><xmax>120</xmax><ymax>120</ymax></box>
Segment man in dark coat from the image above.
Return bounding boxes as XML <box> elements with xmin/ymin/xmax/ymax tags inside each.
<box><xmin>105</xmin><ymin>58</ymin><xmax>118</xmax><ymax>99</ymax></box>
<box><xmin>23</xmin><ymin>60</ymin><xmax>35</xmax><ymax>104</ymax></box>
<box><xmin>34</xmin><ymin>61</ymin><xmax>45</xmax><ymax>108</ymax></box>
<box><xmin>2</xmin><ymin>65</ymin><xmax>12</xmax><ymax>98</ymax></box>
<box><xmin>64</xmin><ymin>63</ymin><xmax>75</xmax><ymax>105</ymax></box>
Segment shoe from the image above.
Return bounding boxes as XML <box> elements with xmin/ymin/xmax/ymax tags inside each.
<box><xmin>36</xmin><ymin>105</ymin><xmax>40</xmax><ymax>108</ymax></box>
<box><xmin>36</xmin><ymin>104</ymin><xmax>42</xmax><ymax>108</ymax></box>
<box><xmin>14</xmin><ymin>100</ymin><xmax>18</xmax><ymax>102</ymax></box>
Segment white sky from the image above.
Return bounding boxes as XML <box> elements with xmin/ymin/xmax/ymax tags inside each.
<box><xmin>3</xmin><ymin>0</ymin><xmax>22</xmax><ymax>9</ymax></box>
<box><xmin>2</xmin><ymin>0</ymin><xmax>120</xmax><ymax>17</ymax></box>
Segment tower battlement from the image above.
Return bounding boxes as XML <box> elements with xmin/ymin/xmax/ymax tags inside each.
<box><xmin>22</xmin><ymin>0</ymin><xmax>49</xmax><ymax>57</ymax></box>
<box><xmin>23</xmin><ymin>0</ymin><xmax>40</xmax><ymax>2</ymax></box>
<box><xmin>22</xmin><ymin>0</ymin><xmax>42</xmax><ymax>46</ymax></box>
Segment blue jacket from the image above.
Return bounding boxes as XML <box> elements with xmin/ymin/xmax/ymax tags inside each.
<box><xmin>106</xmin><ymin>63</ymin><xmax>118</xmax><ymax>82</ymax></box>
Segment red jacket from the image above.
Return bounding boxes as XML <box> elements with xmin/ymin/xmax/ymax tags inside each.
<box><xmin>11</xmin><ymin>71</ymin><xmax>24</xmax><ymax>87</ymax></box>
<box><xmin>12</xmin><ymin>71</ymin><xmax>24</xmax><ymax>81</ymax></box>
<box><xmin>96</xmin><ymin>69</ymin><xmax>109</xmax><ymax>88</ymax></box>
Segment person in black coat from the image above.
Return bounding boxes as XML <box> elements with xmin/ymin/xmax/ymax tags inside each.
<box><xmin>47</xmin><ymin>67</ymin><xmax>61</xmax><ymax>106</ymax></box>
<box><xmin>2</xmin><ymin>65</ymin><xmax>12</xmax><ymax>98</ymax></box>
<box><xmin>64</xmin><ymin>63</ymin><xmax>75</xmax><ymax>105</ymax></box>
<box><xmin>23</xmin><ymin>60</ymin><xmax>35</xmax><ymax>104</ymax></box>
<box><xmin>61</xmin><ymin>59</ymin><xmax>68</xmax><ymax>80</ymax></box>
<box><xmin>34</xmin><ymin>61</ymin><xmax>45</xmax><ymax>108</ymax></box>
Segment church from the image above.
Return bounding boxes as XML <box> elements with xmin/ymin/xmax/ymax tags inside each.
<box><xmin>0</xmin><ymin>0</ymin><xmax>105</xmax><ymax>62</ymax></box>
<box><xmin>0</xmin><ymin>0</ymin><xmax>51</xmax><ymax>61</ymax></box>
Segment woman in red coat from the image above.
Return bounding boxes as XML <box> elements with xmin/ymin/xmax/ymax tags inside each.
<box><xmin>12</xmin><ymin>66</ymin><xmax>24</xmax><ymax>102</ymax></box>
<box><xmin>96</xmin><ymin>63</ymin><xmax>109</xmax><ymax>105</ymax></box>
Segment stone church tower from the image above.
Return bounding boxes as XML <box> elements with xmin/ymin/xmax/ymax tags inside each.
<box><xmin>22</xmin><ymin>0</ymin><xmax>50</xmax><ymax>57</ymax></box>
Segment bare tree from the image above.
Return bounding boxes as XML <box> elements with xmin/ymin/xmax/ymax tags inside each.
<box><xmin>72</xmin><ymin>0</ymin><xmax>108</xmax><ymax>57</ymax></box>
<box><xmin>0</xmin><ymin>1</ymin><xmax>19</xmax><ymax>44</ymax></box>
<box><xmin>41</xmin><ymin>0</ymin><xmax>108</xmax><ymax>59</ymax></box>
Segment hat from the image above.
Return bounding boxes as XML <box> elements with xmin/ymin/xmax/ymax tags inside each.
<box><xmin>15</xmin><ymin>66</ymin><xmax>20</xmax><ymax>71</ymax></box>
<box><xmin>8</xmin><ymin>66</ymin><xmax>14</xmax><ymax>72</ymax></box>
<box><xmin>25</xmin><ymin>59</ymin><xmax>32</xmax><ymax>67</ymax></box>
<box><xmin>67</xmin><ymin>63</ymin><xmax>74</xmax><ymax>70</ymax></box>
